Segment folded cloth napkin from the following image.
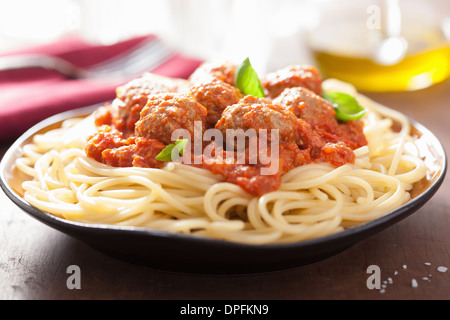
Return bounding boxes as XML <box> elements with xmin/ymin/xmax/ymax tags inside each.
<box><xmin>0</xmin><ymin>35</ymin><xmax>203</xmax><ymax>142</ymax></box>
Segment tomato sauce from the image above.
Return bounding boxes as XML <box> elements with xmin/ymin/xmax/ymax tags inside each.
<box><xmin>85</xmin><ymin>127</ymin><xmax>166</xmax><ymax>168</ymax></box>
<box><xmin>85</xmin><ymin>62</ymin><xmax>367</xmax><ymax>196</ymax></box>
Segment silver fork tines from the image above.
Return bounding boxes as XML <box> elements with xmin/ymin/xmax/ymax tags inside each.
<box><xmin>0</xmin><ymin>37</ymin><xmax>176</xmax><ymax>80</ymax></box>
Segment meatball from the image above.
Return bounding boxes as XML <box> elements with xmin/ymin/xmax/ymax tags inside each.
<box><xmin>215</xmin><ymin>96</ymin><xmax>323</xmax><ymax>149</ymax></box>
<box><xmin>189</xmin><ymin>60</ymin><xmax>237</xmax><ymax>86</ymax></box>
<box><xmin>274</xmin><ymin>87</ymin><xmax>367</xmax><ymax>149</ymax></box>
<box><xmin>273</xmin><ymin>87</ymin><xmax>338</xmax><ymax>133</ymax></box>
<box><xmin>135</xmin><ymin>93</ymin><xmax>207</xmax><ymax>145</ymax></box>
<box><xmin>190</xmin><ymin>79</ymin><xmax>243</xmax><ymax>128</ymax></box>
<box><xmin>261</xmin><ymin>65</ymin><xmax>323</xmax><ymax>98</ymax></box>
<box><xmin>109</xmin><ymin>73</ymin><xmax>189</xmax><ymax>133</ymax></box>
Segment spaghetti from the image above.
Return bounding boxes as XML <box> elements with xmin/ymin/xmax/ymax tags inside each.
<box><xmin>14</xmin><ymin>73</ymin><xmax>427</xmax><ymax>245</ymax></box>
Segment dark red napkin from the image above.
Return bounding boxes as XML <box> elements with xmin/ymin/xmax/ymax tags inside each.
<box><xmin>0</xmin><ymin>35</ymin><xmax>203</xmax><ymax>142</ymax></box>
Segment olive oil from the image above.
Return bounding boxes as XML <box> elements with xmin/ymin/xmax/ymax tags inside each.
<box><xmin>313</xmin><ymin>45</ymin><xmax>450</xmax><ymax>92</ymax></box>
<box><xmin>305</xmin><ymin>0</ymin><xmax>450</xmax><ymax>92</ymax></box>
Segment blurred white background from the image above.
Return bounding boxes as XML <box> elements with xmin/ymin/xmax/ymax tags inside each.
<box><xmin>0</xmin><ymin>0</ymin><xmax>322</xmax><ymax>73</ymax></box>
<box><xmin>0</xmin><ymin>0</ymin><xmax>448</xmax><ymax>74</ymax></box>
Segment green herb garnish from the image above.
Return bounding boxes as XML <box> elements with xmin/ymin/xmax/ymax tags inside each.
<box><xmin>235</xmin><ymin>57</ymin><xmax>265</xmax><ymax>98</ymax></box>
<box><xmin>323</xmin><ymin>91</ymin><xmax>366</xmax><ymax>121</ymax></box>
<box><xmin>155</xmin><ymin>139</ymin><xmax>189</xmax><ymax>161</ymax></box>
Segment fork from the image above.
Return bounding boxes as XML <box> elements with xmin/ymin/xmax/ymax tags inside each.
<box><xmin>0</xmin><ymin>37</ymin><xmax>176</xmax><ymax>80</ymax></box>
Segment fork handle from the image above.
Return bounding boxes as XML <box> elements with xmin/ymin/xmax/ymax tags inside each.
<box><xmin>0</xmin><ymin>54</ymin><xmax>87</xmax><ymax>78</ymax></box>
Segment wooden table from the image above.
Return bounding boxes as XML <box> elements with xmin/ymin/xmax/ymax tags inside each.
<box><xmin>0</xmin><ymin>79</ymin><xmax>449</xmax><ymax>301</ymax></box>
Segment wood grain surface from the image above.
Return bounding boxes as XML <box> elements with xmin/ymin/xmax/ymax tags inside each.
<box><xmin>0</xmin><ymin>78</ymin><xmax>449</xmax><ymax>301</ymax></box>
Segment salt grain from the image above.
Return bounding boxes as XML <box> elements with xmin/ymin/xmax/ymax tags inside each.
<box><xmin>411</xmin><ymin>279</ymin><xmax>418</xmax><ymax>288</ymax></box>
<box><xmin>437</xmin><ymin>266</ymin><xmax>448</xmax><ymax>273</ymax></box>
<box><xmin>424</xmin><ymin>262</ymin><xmax>431</xmax><ymax>266</ymax></box>
<box><xmin>402</xmin><ymin>265</ymin><xmax>407</xmax><ymax>269</ymax></box>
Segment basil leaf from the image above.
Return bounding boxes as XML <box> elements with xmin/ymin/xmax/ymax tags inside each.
<box><xmin>174</xmin><ymin>138</ymin><xmax>188</xmax><ymax>156</ymax></box>
<box><xmin>323</xmin><ymin>91</ymin><xmax>366</xmax><ymax>121</ymax></box>
<box><xmin>155</xmin><ymin>139</ymin><xmax>189</xmax><ymax>161</ymax></box>
<box><xmin>235</xmin><ymin>57</ymin><xmax>265</xmax><ymax>98</ymax></box>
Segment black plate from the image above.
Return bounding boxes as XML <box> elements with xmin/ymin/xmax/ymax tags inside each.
<box><xmin>0</xmin><ymin>105</ymin><xmax>447</xmax><ymax>274</ymax></box>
